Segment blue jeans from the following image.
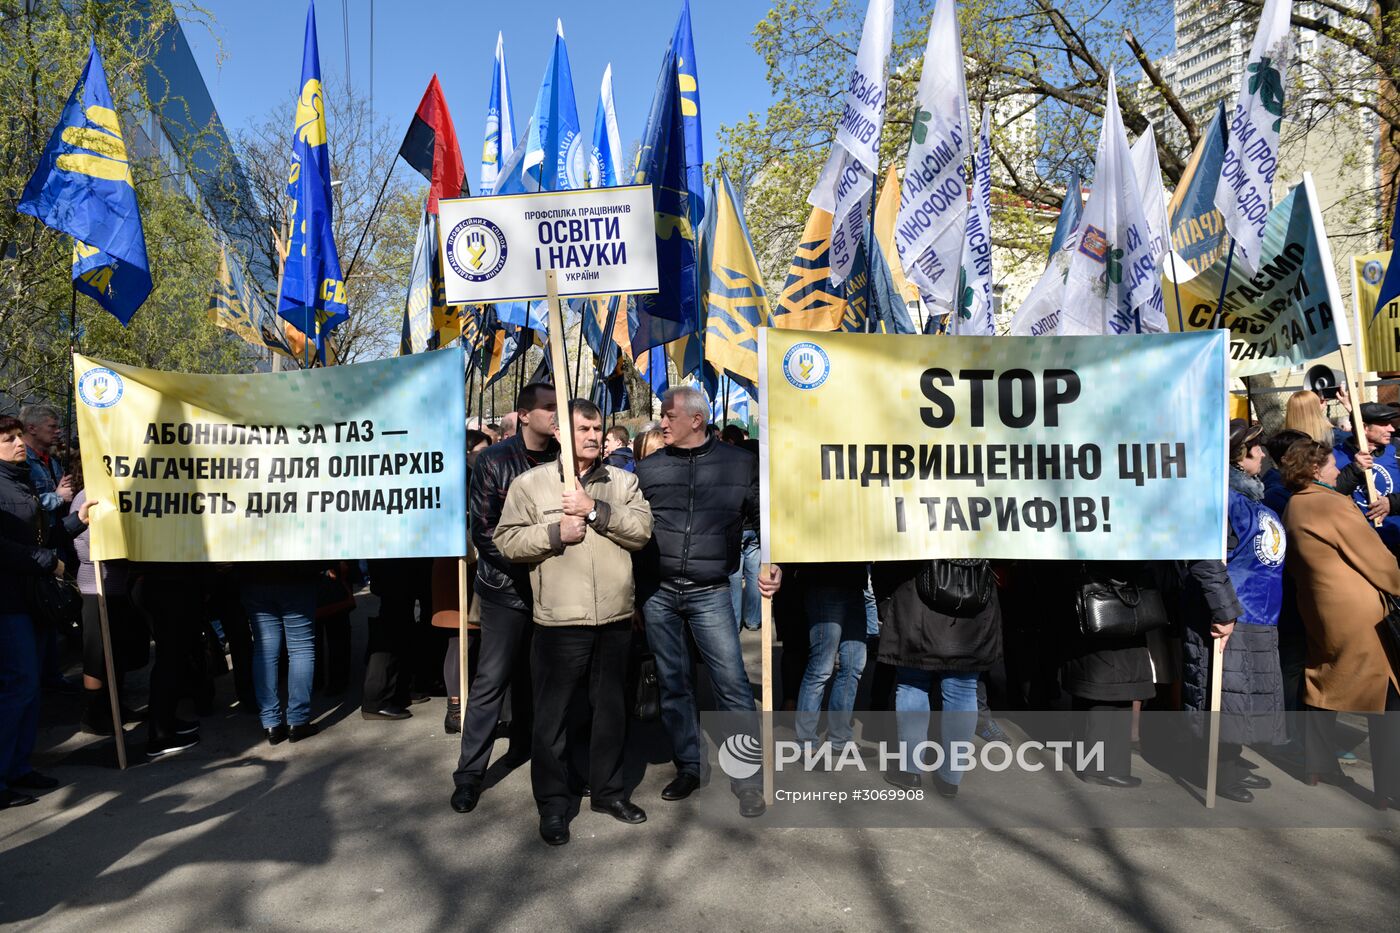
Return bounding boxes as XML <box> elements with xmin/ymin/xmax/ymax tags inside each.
<box><xmin>642</xmin><ymin>583</ymin><xmax>757</xmax><ymax>784</ymax></box>
<box><xmin>242</xmin><ymin>583</ymin><xmax>316</xmax><ymax>729</ymax></box>
<box><xmin>863</xmin><ymin>582</ymin><xmax>879</xmax><ymax>637</ymax></box>
<box><xmin>796</xmin><ymin>585</ymin><xmax>867</xmax><ymax>746</ymax></box>
<box><xmin>0</xmin><ymin>612</ymin><xmax>40</xmax><ymax>790</ymax></box>
<box><xmin>895</xmin><ymin>668</ymin><xmax>979</xmax><ymax>785</ymax></box>
<box><xmin>728</xmin><ymin>530</ymin><xmax>761</xmax><ymax>631</ymax></box>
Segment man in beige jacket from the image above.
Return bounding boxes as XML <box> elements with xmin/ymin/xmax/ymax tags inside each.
<box><xmin>494</xmin><ymin>399</ymin><xmax>653</xmax><ymax>846</ymax></box>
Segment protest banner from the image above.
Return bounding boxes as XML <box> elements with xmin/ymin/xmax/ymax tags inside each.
<box><xmin>438</xmin><ymin>185</ymin><xmax>658</xmax><ymax>304</ymax></box>
<box><xmin>1167</xmin><ymin>176</ymin><xmax>1349</xmax><ymax>377</ymax></box>
<box><xmin>758</xmin><ymin>329</ymin><xmax>1228</xmax><ymax>564</ymax></box>
<box><xmin>1352</xmin><ymin>252</ymin><xmax>1400</xmax><ymax>372</ymax></box>
<box><xmin>74</xmin><ymin>348</ymin><xmax>468</xmax><ymax>563</ymax></box>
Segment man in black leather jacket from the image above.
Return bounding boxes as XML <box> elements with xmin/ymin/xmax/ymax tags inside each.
<box><xmin>635</xmin><ymin>387</ymin><xmax>780</xmax><ymax>817</ymax></box>
<box><xmin>451</xmin><ymin>383</ymin><xmax>559</xmax><ymax>813</ymax></box>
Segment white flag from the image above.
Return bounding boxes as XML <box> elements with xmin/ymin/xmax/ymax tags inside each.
<box><xmin>894</xmin><ymin>0</ymin><xmax>969</xmax><ymax>308</ymax></box>
<box><xmin>1011</xmin><ymin>71</ymin><xmax>1164</xmax><ymax>336</ymax></box>
<box><xmin>1214</xmin><ymin>0</ymin><xmax>1292</xmax><ymax>275</ymax></box>
<box><xmin>952</xmin><ymin>103</ymin><xmax>993</xmax><ymax>335</ymax></box>
<box><xmin>808</xmin><ymin>0</ymin><xmax>893</xmax><ymax>284</ymax></box>
<box><xmin>1130</xmin><ymin>123</ymin><xmax>1170</xmax><ymax>271</ymax></box>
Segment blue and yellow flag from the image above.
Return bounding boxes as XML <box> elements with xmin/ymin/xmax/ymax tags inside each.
<box><xmin>630</xmin><ymin>44</ymin><xmax>700</xmax><ymax>356</ymax></box>
<box><xmin>1167</xmin><ymin>102</ymin><xmax>1229</xmax><ymax>277</ymax></box>
<box><xmin>671</xmin><ymin>0</ymin><xmax>705</xmax><ymax>230</ymax></box>
<box><xmin>19</xmin><ymin>40</ymin><xmax>151</xmax><ymax>325</ymax></box>
<box><xmin>209</xmin><ymin>238</ymin><xmax>297</xmax><ymax>358</ymax></box>
<box><xmin>774</xmin><ymin>206</ymin><xmax>853</xmax><ymax>332</ymax></box>
<box><xmin>702</xmin><ymin>174</ymin><xmax>770</xmax><ymax>390</ymax></box>
<box><xmin>278</xmin><ymin>2</ymin><xmax>347</xmax><ymax>362</ymax></box>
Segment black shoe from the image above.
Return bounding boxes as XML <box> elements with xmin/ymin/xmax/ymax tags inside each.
<box><xmin>661</xmin><ymin>772</ymin><xmax>702</xmax><ymax>801</ymax></box>
<box><xmin>1238</xmin><ymin>757</ymin><xmax>1259</xmax><ymax>771</ymax></box>
<box><xmin>499</xmin><ymin>747</ymin><xmax>531</xmax><ymax>769</ymax></box>
<box><xmin>0</xmin><ymin>789</ymin><xmax>38</xmax><ymax>809</ymax></box>
<box><xmin>1218</xmin><ymin>783</ymin><xmax>1255</xmax><ymax>803</ymax></box>
<box><xmin>361</xmin><ymin>707</ymin><xmax>412</xmax><ymax>721</ymax></box>
<box><xmin>929</xmin><ymin>774</ymin><xmax>959</xmax><ymax>799</ymax></box>
<box><xmin>572</xmin><ymin>783</ymin><xmax>592</xmax><ymax>798</ymax></box>
<box><xmin>539</xmin><ymin>815</ymin><xmax>570</xmax><ymax>846</ymax></box>
<box><xmin>450</xmin><ymin>784</ymin><xmax>481</xmax><ymax>813</ymax></box>
<box><xmin>444</xmin><ymin>702</ymin><xmax>461</xmax><ymax>735</ymax></box>
<box><xmin>80</xmin><ymin>710</ymin><xmax>115</xmax><ymax>737</ymax></box>
<box><xmin>737</xmin><ymin>788</ymin><xmax>766</xmax><ymax>818</ymax></box>
<box><xmin>265</xmin><ymin>725</ymin><xmax>289</xmax><ymax>746</ymax></box>
<box><xmin>883</xmin><ymin>770</ymin><xmax>921</xmax><ymax>790</ymax></box>
<box><xmin>172</xmin><ymin>718</ymin><xmax>200</xmax><ymax>736</ymax></box>
<box><xmin>591</xmin><ymin>799</ymin><xmax>647</xmax><ymax>824</ymax></box>
<box><xmin>288</xmin><ymin>722</ymin><xmax>319</xmax><ymax>743</ymax></box>
<box><xmin>1079</xmin><ymin>772</ymin><xmax>1142</xmax><ymax>788</ymax></box>
<box><xmin>10</xmin><ymin>770</ymin><xmax>59</xmax><ymax>791</ymax></box>
<box><xmin>146</xmin><ymin>732</ymin><xmax>200</xmax><ymax>758</ymax></box>
<box><xmin>410</xmin><ymin>692</ymin><xmax>432</xmax><ymax>705</ymax></box>
<box><xmin>1238</xmin><ymin>773</ymin><xmax>1271</xmax><ymax>790</ymax></box>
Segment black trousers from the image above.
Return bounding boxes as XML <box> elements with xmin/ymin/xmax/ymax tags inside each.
<box><xmin>362</xmin><ymin>559</ymin><xmax>429</xmax><ymax>712</ymax></box>
<box><xmin>1072</xmin><ymin>697</ymin><xmax>1134</xmax><ymax>778</ymax></box>
<box><xmin>209</xmin><ymin>574</ymin><xmax>253</xmax><ymax>706</ymax></box>
<box><xmin>1305</xmin><ymin>684</ymin><xmax>1400</xmax><ymax>798</ymax></box>
<box><xmin>530</xmin><ymin>621</ymin><xmax>632</xmax><ymax>816</ymax></box>
<box><xmin>453</xmin><ymin>599</ymin><xmax>533</xmax><ymax>788</ymax></box>
<box><xmin>130</xmin><ymin>573</ymin><xmax>201</xmax><ymax>735</ymax></box>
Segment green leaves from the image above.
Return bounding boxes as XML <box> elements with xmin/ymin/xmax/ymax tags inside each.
<box><xmin>1247</xmin><ymin>56</ymin><xmax>1285</xmax><ymax>132</ymax></box>
<box><xmin>1106</xmin><ymin>247</ymin><xmax>1124</xmax><ymax>285</ymax></box>
<box><xmin>912</xmin><ymin>109</ymin><xmax>932</xmax><ymax>145</ymax></box>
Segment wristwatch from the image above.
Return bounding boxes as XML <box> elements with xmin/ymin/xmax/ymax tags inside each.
<box><xmin>585</xmin><ymin>508</ymin><xmax>598</xmax><ymax>525</ymax></box>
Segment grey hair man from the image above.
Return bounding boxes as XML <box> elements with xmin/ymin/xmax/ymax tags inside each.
<box><xmin>633</xmin><ymin>386</ymin><xmax>781</xmax><ymax>818</ymax></box>
<box><xmin>19</xmin><ymin>403</ymin><xmax>72</xmax><ymax>519</ymax></box>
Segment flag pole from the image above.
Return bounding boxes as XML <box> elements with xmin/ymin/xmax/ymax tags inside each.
<box><xmin>93</xmin><ymin>558</ymin><xmax>127</xmax><ymax>770</ymax></box>
<box><xmin>66</xmin><ymin>283</ymin><xmax>78</xmax><ymax>446</ymax></box>
<box><xmin>545</xmin><ymin>271</ymin><xmax>576</xmax><ymax>489</ymax></box>
<box><xmin>1208</xmin><ymin>238</ymin><xmax>1236</xmax><ymax>331</ymax></box>
<box><xmin>1168</xmin><ymin>251</ymin><xmax>1186</xmax><ymax>333</ymax></box>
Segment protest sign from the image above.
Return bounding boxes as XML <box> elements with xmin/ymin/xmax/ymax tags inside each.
<box><xmin>1166</xmin><ymin>176</ymin><xmax>1348</xmax><ymax>376</ymax></box>
<box><xmin>758</xmin><ymin>329</ymin><xmax>1227</xmax><ymax>563</ymax></box>
<box><xmin>1352</xmin><ymin>252</ymin><xmax>1400</xmax><ymax>372</ymax></box>
<box><xmin>438</xmin><ymin>185</ymin><xmax>658</xmax><ymax>304</ymax></box>
<box><xmin>74</xmin><ymin>348</ymin><xmax>467</xmax><ymax>562</ymax></box>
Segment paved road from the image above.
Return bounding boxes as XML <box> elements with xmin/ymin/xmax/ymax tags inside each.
<box><xmin>2</xmin><ymin>598</ymin><xmax>1397</xmax><ymax>931</ymax></box>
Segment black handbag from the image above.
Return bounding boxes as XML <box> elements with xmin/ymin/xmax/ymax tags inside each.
<box><xmin>25</xmin><ymin>573</ymin><xmax>81</xmax><ymax>629</ymax></box>
<box><xmin>1075</xmin><ymin>562</ymin><xmax>1169</xmax><ymax>639</ymax></box>
<box><xmin>629</xmin><ymin>640</ymin><xmax>660</xmax><ymax>722</ymax></box>
<box><xmin>915</xmin><ymin>559</ymin><xmax>994</xmax><ymax>616</ymax></box>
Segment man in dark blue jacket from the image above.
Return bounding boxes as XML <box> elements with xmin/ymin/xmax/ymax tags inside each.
<box><xmin>635</xmin><ymin>387</ymin><xmax>780</xmax><ymax>817</ymax></box>
<box><xmin>450</xmin><ymin>383</ymin><xmax>558</xmax><ymax>814</ymax></box>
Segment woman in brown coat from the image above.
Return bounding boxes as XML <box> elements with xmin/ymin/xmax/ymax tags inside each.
<box><xmin>1280</xmin><ymin>439</ymin><xmax>1400</xmax><ymax>805</ymax></box>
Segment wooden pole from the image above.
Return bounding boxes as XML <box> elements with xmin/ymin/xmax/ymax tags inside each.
<box><xmin>760</xmin><ymin>564</ymin><xmax>774</xmax><ymax>807</ymax></box>
<box><xmin>457</xmin><ymin>555</ymin><xmax>470</xmax><ymax>709</ymax></box>
<box><xmin>92</xmin><ymin>559</ymin><xmax>127</xmax><ymax>770</ymax></box>
<box><xmin>1203</xmin><ymin>637</ymin><xmax>1224</xmax><ymax>808</ymax></box>
<box><xmin>545</xmin><ymin>270</ymin><xmax>576</xmax><ymax>490</ymax></box>
<box><xmin>1338</xmin><ymin>346</ymin><xmax>1382</xmax><ymax>525</ymax></box>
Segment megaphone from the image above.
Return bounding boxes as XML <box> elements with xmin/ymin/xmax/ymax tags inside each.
<box><xmin>1305</xmin><ymin>364</ymin><xmax>1343</xmax><ymax>400</ymax></box>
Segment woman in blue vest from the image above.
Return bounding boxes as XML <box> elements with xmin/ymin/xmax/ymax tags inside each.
<box><xmin>1181</xmin><ymin>421</ymin><xmax>1287</xmax><ymax>803</ymax></box>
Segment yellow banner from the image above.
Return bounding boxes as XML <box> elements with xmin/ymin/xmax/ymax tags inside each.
<box><xmin>1353</xmin><ymin>252</ymin><xmax>1400</xmax><ymax>372</ymax></box>
<box><xmin>74</xmin><ymin>351</ymin><xmax>467</xmax><ymax>562</ymax></box>
<box><xmin>759</xmin><ymin>329</ymin><xmax>1228</xmax><ymax>563</ymax></box>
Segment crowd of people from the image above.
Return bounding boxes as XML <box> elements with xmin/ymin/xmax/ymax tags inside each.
<box><xmin>3</xmin><ymin>383</ymin><xmax>1399</xmax><ymax>844</ymax></box>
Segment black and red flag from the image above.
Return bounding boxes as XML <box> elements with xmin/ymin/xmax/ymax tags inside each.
<box><xmin>399</xmin><ymin>74</ymin><xmax>467</xmax><ymax>213</ymax></box>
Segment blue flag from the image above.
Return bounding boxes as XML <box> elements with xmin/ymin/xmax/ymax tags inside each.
<box><xmin>1375</xmin><ymin>186</ymin><xmax>1400</xmax><ymax>322</ymax></box>
<box><xmin>480</xmin><ymin>32</ymin><xmax>516</xmax><ymax>196</ymax></box>
<box><xmin>524</xmin><ymin>20</ymin><xmax>585</xmax><ymax>192</ymax></box>
<box><xmin>18</xmin><ymin>40</ymin><xmax>151</xmax><ymax>325</ymax></box>
<box><xmin>671</xmin><ymin>0</ymin><xmax>705</xmax><ymax>229</ymax></box>
<box><xmin>1168</xmin><ymin>102</ymin><xmax>1229</xmax><ymax>277</ymax></box>
<box><xmin>1046</xmin><ymin>169</ymin><xmax>1082</xmax><ymax>263</ymax></box>
<box><xmin>589</xmin><ymin>64</ymin><xmax>623</xmax><ymax>188</ymax></box>
<box><xmin>278</xmin><ymin>1</ymin><xmax>347</xmax><ymax>362</ymax></box>
<box><xmin>629</xmin><ymin>44</ymin><xmax>700</xmax><ymax>356</ymax></box>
